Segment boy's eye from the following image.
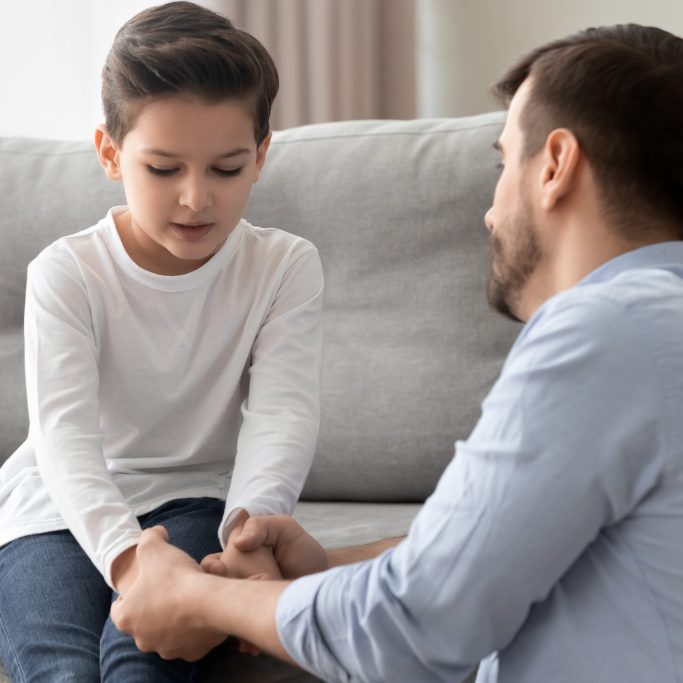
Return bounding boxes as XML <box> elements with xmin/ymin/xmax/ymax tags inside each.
<box><xmin>214</xmin><ymin>167</ymin><xmax>242</xmax><ymax>178</ymax></box>
<box><xmin>145</xmin><ymin>165</ymin><xmax>242</xmax><ymax>178</ymax></box>
<box><xmin>147</xmin><ymin>165</ymin><xmax>178</xmax><ymax>176</ymax></box>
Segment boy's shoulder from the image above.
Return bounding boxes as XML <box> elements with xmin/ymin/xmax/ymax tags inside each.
<box><xmin>28</xmin><ymin>214</ymin><xmax>111</xmax><ymax>278</ymax></box>
<box><xmin>242</xmin><ymin>219</ymin><xmax>315</xmax><ymax>249</ymax></box>
<box><xmin>240</xmin><ymin>220</ymin><xmax>318</xmax><ymax>260</ymax></box>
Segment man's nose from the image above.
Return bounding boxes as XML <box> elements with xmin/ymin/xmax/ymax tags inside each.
<box><xmin>484</xmin><ymin>207</ymin><xmax>494</xmax><ymax>232</ymax></box>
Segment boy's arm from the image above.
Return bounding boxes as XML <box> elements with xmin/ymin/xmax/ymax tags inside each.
<box><xmin>218</xmin><ymin>245</ymin><xmax>324</xmax><ymax>548</ymax></box>
<box><xmin>25</xmin><ymin>256</ymin><xmax>141</xmax><ymax>588</ymax></box>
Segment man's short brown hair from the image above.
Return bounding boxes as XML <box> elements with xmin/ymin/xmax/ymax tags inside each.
<box><xmin>102</xmin><ymin>1</ymin><xmax>278</xmax><ymax>146</ymax></box>
<box><xmin>493</xmin><ymin>25</ymin><xmax>683</xmax><ymax>235</ymax></box>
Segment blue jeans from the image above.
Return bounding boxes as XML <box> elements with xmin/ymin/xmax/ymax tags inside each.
<box><xmin>0</xmin><ymin>497</ymin><xmax>226</xmax><ymax>682</ymax></box>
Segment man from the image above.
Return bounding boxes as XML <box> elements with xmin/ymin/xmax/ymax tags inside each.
<box><xmin>112</xmin><ymin>24</ymin><xmax>683</xmax><ymax>682</ymax></box>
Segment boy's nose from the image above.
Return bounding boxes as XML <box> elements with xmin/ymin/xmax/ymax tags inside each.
<box><xmin>179</xmin><ymin>177</ymin><xmax>213</xmax><ymax>212</ymax></box>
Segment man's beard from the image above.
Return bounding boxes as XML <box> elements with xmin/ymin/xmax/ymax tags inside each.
<box><xmin>486</xmin><ymin>205</ymin><xmax>542</xmax><ymax>323</ymax></box>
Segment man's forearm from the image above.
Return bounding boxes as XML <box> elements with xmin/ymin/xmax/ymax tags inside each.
<box><xmin>327</xmin><ymin>536</ymin><xmax>404</xmax><ymax>567</ymax></box>
<box><xmin>193</xmin><ymin>536</ymin><xmax>406</xmax><ymax>661</ymax></box>
<box><xmin>195</xmin><ymin>573</ymin><xmax>295</xmax><ymax>663</ymax></box>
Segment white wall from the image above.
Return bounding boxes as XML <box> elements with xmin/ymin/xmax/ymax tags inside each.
<box><xmin>0</xmin><ymin>0</ymin><xmax>167</xmax><ymax>140</ymax></box>
<box><xmin>3</xmin><ymin>0</ymin><xmax>683</xmax><ymax>139</ymax></box>
<box><xmin>418</xmin><ymin>0</ymin><xmax>683</xmax><ymax>117</ymax></box>
<box><xmin>0</xmin><ymin>0</ymin><xmax>415</xmax><ymax>140</ymax></box>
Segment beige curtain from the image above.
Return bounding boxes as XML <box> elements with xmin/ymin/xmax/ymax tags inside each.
<box><xmin>207</xmin><ymin>0</ymin><xmax>416</xmax><ymax>129</ymax></box>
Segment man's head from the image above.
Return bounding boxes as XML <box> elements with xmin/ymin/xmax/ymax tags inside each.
<box><xmin>494</xmin><ymin>24</ymin><xmax>683</xmax><ymax>234</ymax></box>
<box><xmin>485</xmin><ymin>24</ymin><xmax>683</xmax><ymax>321</ymax></box>
<box><xmin>101</xmin><ymin>0</ymin><xmax>278</xmax><ymax>147</ymax></box>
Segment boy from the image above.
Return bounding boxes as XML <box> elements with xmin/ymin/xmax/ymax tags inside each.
<box><xmin>0</xmin><ymin>2</ymin><xmax>323</xmax><ymax>679</ymax></box>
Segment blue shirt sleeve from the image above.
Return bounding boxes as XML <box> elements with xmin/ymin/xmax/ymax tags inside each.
<box><xmin>276</xmin><ymin>291</ymin><xmax>664</xmax><ymax>683</ymax></box>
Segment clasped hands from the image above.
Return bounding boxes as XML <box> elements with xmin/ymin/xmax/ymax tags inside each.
<box><xmin>111</xmin><ymin>513</ymin><xmax>330</xmax><ymax>662</ymax></box>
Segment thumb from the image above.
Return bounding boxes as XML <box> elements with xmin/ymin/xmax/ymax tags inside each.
<box><xmin>110</xmin><ymin>594</ymin><xmax>124</xmax><ymax>627</ymax></box>
<box><xmin>139</xmin><ymin>525</ymin><xmax>169</xmax><ymax>548</ymax></box>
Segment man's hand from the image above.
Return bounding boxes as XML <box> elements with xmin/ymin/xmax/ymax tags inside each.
<box><xmin>223</xmin><ymin>515</ymin><xmax>331</xmax><ymax>579</ymax></box>
<box><xmin>111</xmin><ymin>526</ymin><xmax>228</xmax><ymax>661</ymax></box>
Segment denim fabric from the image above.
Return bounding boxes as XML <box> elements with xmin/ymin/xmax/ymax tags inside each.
<box><xmin>0</xmin><ymin>497</ymin><xmax>224</xmax><ymax>682</ymax></box>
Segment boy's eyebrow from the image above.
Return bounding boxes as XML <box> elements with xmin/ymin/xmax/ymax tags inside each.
<box><xmin>142</xmin><ymin>147</ymin><xmax>251</xmax><ymax>159</ymax></box>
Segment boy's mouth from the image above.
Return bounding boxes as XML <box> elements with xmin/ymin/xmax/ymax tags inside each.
<box><xmin>170</xmin><ymin>222</ymin><xmax>215</xmax><ymax>240</ymax></box>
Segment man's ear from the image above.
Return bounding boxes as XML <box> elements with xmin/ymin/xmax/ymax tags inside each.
<box><xmin>538</xmin><ymin>128</ymin><xmax>581</xmax><ymax>211</ymax></box>
<box><xmin>95</xmin><ymin>125</ymin><xmax>123</xmax><ymax>180</ymax></box>
<box><xmin>254</xmin><ymin>132</ymin><xmax>272</xmax><ymax>181</ymax></box>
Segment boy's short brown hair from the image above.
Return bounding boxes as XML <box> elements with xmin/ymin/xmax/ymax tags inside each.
<box><xmin>493</xmin><ymin>24</ymin><xmax>683</xmax><ymax>235</ymax></box>
<box><xmin>102</xmin><ymin>1</ymin><xmax>278</xmax><ymax>146</ymax></box>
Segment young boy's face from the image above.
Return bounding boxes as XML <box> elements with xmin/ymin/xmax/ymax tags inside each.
<box><xmin>96</xmin><ymin>96</ymin><xmax>270</xmax><ymax>275</ymax></box>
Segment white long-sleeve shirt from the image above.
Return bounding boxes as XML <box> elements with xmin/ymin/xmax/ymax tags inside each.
<box><xmin>0</xmin><ymin>207</ymin><xmax>324</xmax><ymax>587</ymax></box>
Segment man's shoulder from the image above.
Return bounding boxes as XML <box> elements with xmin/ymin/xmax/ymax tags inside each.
<box><xmin>519</xmin><ymin>286</ymin><xmax>632</xmax><ymax>355</ymax></box>
<box><xmin>526</xmin><ymin>268</ymin><xmax>683</xmax><ymax>346</ymax></box>
<box><xmin>507</xmin><ymin>269</ymin><xmax>683</xmax><ymax>409</ymax></box>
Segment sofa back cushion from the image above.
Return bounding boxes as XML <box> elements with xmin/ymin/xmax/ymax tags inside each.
<box><xmin>247</xmin><ymin>114</ymin><xmax>519</xmax><ymax>500</ymax></box>
<box><xmin>0</xmin><ymin>113</ymin><xmax>519</xmax><ymax>501</ymax></box>
<box><xmin>0</xmin><ymin>138</ymin><xmax>125</xmax><ymax>458</ymax></box>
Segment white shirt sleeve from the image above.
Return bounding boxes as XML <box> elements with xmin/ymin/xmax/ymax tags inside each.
<box><xmin>219</xmin><ymin>245</ymin><xmax>324</xmax><ymax>544</ymax></box>
<box><xmin>25</xmin><ymin>254</ymin><xmax>141</xmax><ymax>587</ymax></box>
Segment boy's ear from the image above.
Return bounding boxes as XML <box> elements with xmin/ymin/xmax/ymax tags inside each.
<box><xmin>254</xmin><ymin>132</ymin><xmax>272</xmax><ymax>180</ymax></box>
<box><xmin>95</xmin><ymin>125</ymin><xmax>123</xmax><ymax>180</ymax></box>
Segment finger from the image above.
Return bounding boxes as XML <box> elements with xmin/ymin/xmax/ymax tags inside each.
<box><xmin>232</xmin><ymin>516</ymin><xmax>280</xmax><ymax>551</ymax></box>
<box><xmin>203</xmin><ymin>558</ymin><xmax>230</xmax><ymax>577</ymax></box>
<box><xmin>246</xmin><ymin>572</ymin><xmax>272</xmax><ymax>581</ymax></box>
<box><xmin>200</xmin><ymin>552</ymin><xmax>223</xmax><ymax>572</ymax></box>
<box><xmin>139</xmin><ymin>525</ymin><xmax>169</xmax><ymax>548</ymax></box>
<box><xmin>110</xmin><ymin>596</ymin><xmax>123</xmax><ymax>626</ymax></box>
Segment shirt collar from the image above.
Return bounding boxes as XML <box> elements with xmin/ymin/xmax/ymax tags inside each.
<box><xmin>579</xmin><ymin>241</ymin><xmax>683</xmax><ymax>287</ymax></box>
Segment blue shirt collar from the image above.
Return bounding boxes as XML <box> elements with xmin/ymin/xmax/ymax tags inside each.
<box><xmin>579</xmin><ymin>241</ymin><xmax>683</xmax><ymax>287</ymax></box>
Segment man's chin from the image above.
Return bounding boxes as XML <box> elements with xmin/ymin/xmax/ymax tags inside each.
<box><xmin>486</xmin><ymin>279</ymin><xmax>524</xmax><ymax>323</ymax></box>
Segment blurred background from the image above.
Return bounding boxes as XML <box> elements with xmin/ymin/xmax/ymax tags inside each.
<box><xmin>1</xmin><ymin>0</ymin><xmax>683</xmax><ymax>140</ymax></box>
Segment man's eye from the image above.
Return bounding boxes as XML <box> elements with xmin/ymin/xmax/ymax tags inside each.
<box><xmin>214</xmin><ymin>167</ymin><xmax>243</xmax><ymax>178</ymax></box>
<box><xmin>147</xmin><ymin>166</ymin><xmax>178</xmax><ymax>176</ymax></box>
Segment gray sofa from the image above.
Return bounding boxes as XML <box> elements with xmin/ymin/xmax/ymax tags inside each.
<box><xmin>0</xmin><ymin>111</ymin><xmax>517</xmax><ymax>681</ymax></box>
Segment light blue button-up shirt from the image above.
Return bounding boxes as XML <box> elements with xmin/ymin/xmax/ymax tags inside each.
<box><xmin>276</xmin><ymin>243</ymin><xmax>683</xmax><ymax>683</ymax></box>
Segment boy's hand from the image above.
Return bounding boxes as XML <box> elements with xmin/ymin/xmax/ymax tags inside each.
<box><xmin>230</xmin><ymin>515</ymin><xmax>330</xmax><ymax>579</ymax></box>
<box><xmin>201</xmin><ymin>516</ymin><xmax>283</xmax><ymax>581</ymax></box>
